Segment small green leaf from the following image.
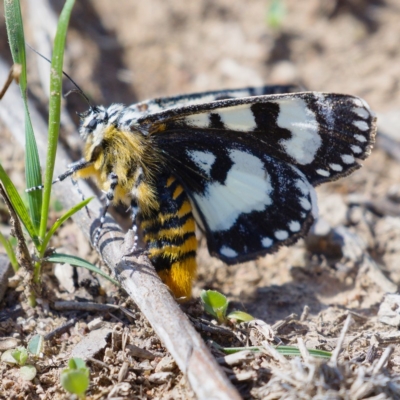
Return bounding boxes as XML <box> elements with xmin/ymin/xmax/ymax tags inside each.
<box><xmin>201</xmin><ymin>290</ymin><xmax>228</xmax><ymax>322</ymax></box>
<box><xmin>227</xmin><ymin>310</ymin><xmax>254</xmax><ymax>322</ymax></box>
<box><xmin>46</xmin><ymin>253</ymin><xmax>120</xmax><ymax>287</ymax></box>
<box><xmin>61</xmin><ymin>370</ymin><xmax>89</xmax><ymax>396</ymax></box>
<box><xmin>27</xmin><ymin>334</ymin><xmax>44</xmax><ymax>356</ymax></box>
<box><xmin>1</xmin><ymin>349</ymin><xmax>19</xmax><ymax>365</ymax></box>
<box><xmin>42</xmin><ymin>197</ymin><xmax>93</xmax><ymax>250</ymax></box>
<box><xmin>61</xmin><ymin>358</ymin><xmax>90</xmax><ymax>396</ymax></box>
<box><xmin>68</xmin><ymin>357</ymin><xmax>88</xmax><ymax>374</ymax></box>
<box><xmin>11</xmin><ymin>346</ymin><xmax>28</xmax><ymax>366</ymax></box>
<box><xmin>20</xmin><ymin>365</ymin><xmax>37</xmax><ymax>381</ymax></box>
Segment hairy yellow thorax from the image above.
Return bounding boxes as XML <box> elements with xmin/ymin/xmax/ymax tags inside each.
<box><xmin>76</xmin><ymin>126</ymin><xmax>161</xmax><ymax>215</ymax></box>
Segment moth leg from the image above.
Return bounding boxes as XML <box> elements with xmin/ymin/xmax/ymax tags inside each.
<box><xmin>94</xmin><ymin>172</ymin><xmax>118</xmax><ymax>247</ymax></box>
<box><xmin>71</xmin><ymin>177</ymin><xmax>90</xmax><ymax>217</ymax></box>
<box><xmin>130</xmin><ymin>198</ymin><xmax>140</xmax><ymax>253</ymax></box>
<box><xmin>122</xmin><ymin>198</ymin><xmax>149</xmax><ymax>258</ymax></box>
<box><xmin>124</xmin><ymin>169</ymin><xmax>147</xmax><ymax>256</ymax></box>
<box><xmin>25</xmin><ymin>158</ymin><xmax>91</xmax><ymax>192</ymax></box>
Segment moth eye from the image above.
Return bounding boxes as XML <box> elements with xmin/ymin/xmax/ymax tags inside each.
<box><xmin>87</xmin><ymin>119</ymin><xmax>98</xmax><ymax>132</ymax></box>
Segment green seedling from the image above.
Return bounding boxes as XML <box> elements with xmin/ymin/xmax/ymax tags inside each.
<box><xmin>201</xmin><ymin>289</ymin><xmax>254</xmax><ymax>323</ymax></box>
<box><xmin>60</xmin><ymin>358</ymin><xmax>90</xmax><ymax>399</ymax></box>
<box><xmin>0</xmin><ymin>334</ymin><xmax>45</xmax><ymax>381</ymax></box>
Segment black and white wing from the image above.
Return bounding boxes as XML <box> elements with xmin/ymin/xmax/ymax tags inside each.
<box><xmin>141</xmin><ymin>92</ymin><xmax>376</xmax><ymax>263</ymax></box>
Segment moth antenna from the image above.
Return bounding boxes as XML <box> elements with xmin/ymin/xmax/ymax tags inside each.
<box><xmin>26</xmin><ymin>43</ymin><xmax>92</xmax><ymax>107</ymax></box>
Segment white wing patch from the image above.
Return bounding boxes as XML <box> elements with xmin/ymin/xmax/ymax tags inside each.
<box><xmin>185</xmin><ymin>113</ymin><xmax>210</xmax><ymax>128</ymax></box>
<box><xmin>262</xmin><ymin>237</ymin><xmax>273</xmax><ymax>248</ymax></box>
<box><xmin>275</xmin><ymin>230</ymin><xmax>289</xmax><ymax>240</ymax></box>
<box><xmin>193</xmin><ymin>150</ymin><xmax>273</xmax><ymax>232</ymax></box>
<box><xmin>272</xmin><ymin>97</ymin><xmax>321</xmax><ymax>165</ymax></box>
<box><xmin>217</xmin><ymin>104</ymin><xmax>257</xmax><ymax>131</ymax></box>
<box><xmin>187</xmin><ymin>150</ymin><xmax>216</xmax><ymax>176</ymax></box>
<box><xmin>184</xmin><ymin>104</ymin><xmax>257</xmax><ymax>131</ymax></box>
<box><xmin>353</xmin><ymin>120</ymin><xmax>369</xmax><ymax>131</ymax></box>
<box><xmin>220</xmin><ymin>246</ymin><xmax>238</xmax><ymax>258</ymax></box>
<box><xmin>289</xmin><ymin>221</ymin><xmax>301</xmax><ymax>232</ymax></box>
<box><xmin>352</xmin><ymin>107</ymin><xmax>369</xmax><ymax>119</ymax></box>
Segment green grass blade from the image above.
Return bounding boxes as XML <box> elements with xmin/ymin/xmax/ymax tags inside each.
<box><xmin>46</xmin><ymin>253</ymin><xmax>120</xmax><ymax>287</ymax></box>
<box><xmin>0</xmin><ymin>231</ymin><xmax>19</xmax><ymax>271</ymax></box>
<box><xmin>214</xmin><ymin>344</ymin><xmax>332</xmax><ymax>359</ymax></box>
<box><xmin>39</xmin><ymin>0</ymin><xmax>76</xmax><ymax>241</ymax></box>
<box><xmin>42</xmin><ymin>197</ymin><xmax>93</xmax><ymax>251</ymax></box>
<box><xmin>275</xmin><ymin>345</ymin><xmax>331</xmax><ymax>358</ymax></box>
<box><xmin>0</xmin><ymin>163</ymin><xmax>40</xmax><ymax>247</ymax></box>
<box><xmin>4</xmin><ymin>0</ymin><xmax>43</xmax><ymax>230</ymax></box>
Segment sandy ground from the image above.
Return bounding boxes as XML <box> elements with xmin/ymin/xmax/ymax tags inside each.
<box><xmin>1</xmin><ymin>0</ymin><xmax>400</xmax><ymax>398</ymax></box>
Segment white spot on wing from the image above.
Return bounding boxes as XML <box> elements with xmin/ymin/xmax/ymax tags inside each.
<box><xmin>329</xmin><ymin>163</ymin><xmax>343</xmax><ymax>171</ymax></box>
<box><xmin>289</xmin><ymin>221</ymin><xmax>301</xmax><ymax>232</ymax></box>
<box><xmin>351</xmin><ymin>145</ymin><xmax>362</xmax><ymax>154</ymax></box>
<box><xmin>185</xmin><ymin>113</ymin><xmax>210</xmax><ymax>128</ymax></box>
<box><xmin>300</xmin><ymin>197</ymin><xmax>311</xmax><ymax>211</ymax></box>
<box><xmin>360</xmin><ymin>98</ymin><xmax>371</xmax><ymax>110</ymax></box>
<box><xmin>292</xmin><ymin>167</ymin><xmax>318</xmax><ymax>219</ymax></box>
<box><xmin>353</xmin><ymin>98</ymin><xmax>363</xmax><ymax>108</ymax></box>
<box><xmin>218</xmin><ymin>104</ymin><xmax>257</xmax><ymax>131</ymax></box>
<box><xmin>187</xmin><ymin>150</ymin><xmax>216</xmax><ymax>175</ymax></box>
<box><xmin>341</xmin><ymin>154</ymin><xmax>355</xmax><ymax>164</ymax></box>
<box><xmin>354</xmin><ymin>134</ymin><xmax>367</xmax><ymax>143</ymax></box>
<box><xmin>353</xmin><ymin>120</ymin><xmax>369</xmax><ymax>131</ymax></box>
<box><xmin>295</xmin><ymin>179</ymin><xmax>309</xmax><ymax>196</ymax></box>
<box><xmin>193</xmin><ymin>150</ymin><xmax>273</xmax><ymax>232</ymax></box>
<box><xmin>316</xmin><ymin>169</ymin><xmax>330</xmax><ymax>177</ymax></box>
<box><xmin>262</xmin><ymin>237</ymin><xmax>273</xmax><ymax>248</ymax></box>
<box><xmin>220</xmin><ymin>246</ymin><xmax>238</xmax><ymax>258</ymax></box>
<box><xmin>273</xmin><ymin>98</ymin><xmax>321</xmax><ymax>165</ymax></box>
<box><xmin>352</xmin><ymin>107</ymin><xmax>369</xmax><ymax>119</ymax></box>
<box><xmin>275</xmin><ymin>230</ymin><xmax>289</xmax><ymax>240</ymax></box>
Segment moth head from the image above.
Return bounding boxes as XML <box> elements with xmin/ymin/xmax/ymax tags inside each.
<box><xmin>78</xmin><ymin>104</ymin><xmax>126</xmax><ymax>143</ymax></box>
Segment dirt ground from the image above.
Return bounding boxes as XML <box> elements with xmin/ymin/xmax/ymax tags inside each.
<box><xmin>1</xmin><ymin>0</ymin><xmax>400</xmax><ymax>399</ymax></box>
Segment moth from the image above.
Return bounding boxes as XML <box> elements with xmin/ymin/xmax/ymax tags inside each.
<box><xmin>34</xmin><ymin>85</ymin><xmax>376</xmax><ymax>299</ymax></box>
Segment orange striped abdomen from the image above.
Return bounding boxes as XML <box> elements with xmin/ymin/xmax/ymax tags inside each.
<box><xmin>140</xmin><ymin>174</ymin><xmax>197</xmax><ymax>300</ymax></box>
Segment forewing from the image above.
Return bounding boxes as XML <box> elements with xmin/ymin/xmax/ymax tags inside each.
<box><xmin>143</xmin><ymin>92</ymin><xmax>376</xmax><ymax>185</ymax></box>
<box><xmin>128</xmin><ymin>85</ymin><xmax>298</xmax><ymax>114</ymax></box>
